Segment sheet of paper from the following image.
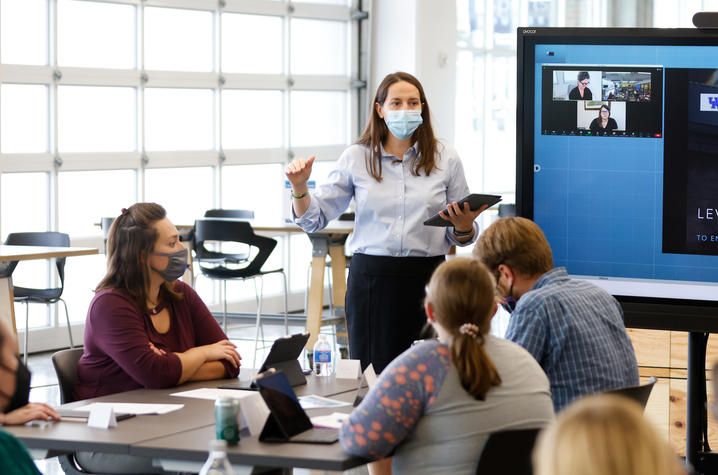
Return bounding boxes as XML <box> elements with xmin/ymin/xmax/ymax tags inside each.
<box><xmin>364</xmin><ymin>364</ymin><xmax>378</xmax><ymax>388</ymax></box>
<box><xmin>298</xmin><ymin>395</ymin><xmax>351</xmax><ymax>410</ymax></box>
<box><xmin>87</xmin><ymin>405</ymin><xmax>117</xmax><ymax>429</ymax></box>
<box><xmin>75</xmin><ymin>403</ymin><xmax>183</xmax><ymax>415</ymax></box>
<box><xmin>170</xmin><ymin>388</ymin><xmax>258</xmax><ymax>401</ymax></box>
<box><xmin>238</xmin><ymin>392</ymin><xmax>270</xmax><ymax>436</ymax></box>
<box><xmin>311</xmin><ymin>412</ymin><xmax>350</xmax><ymax>430</ymax></box>
<box><xmin>335</xmin><ymin>359</ymin><xmax>361</xmax><ymax>380</ymax></box>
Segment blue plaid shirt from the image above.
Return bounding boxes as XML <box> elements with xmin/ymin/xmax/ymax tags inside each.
<box><xmin>505</xmin><ymin>267</ymin><xmax>639</xmax><ymax>412</ymax></box>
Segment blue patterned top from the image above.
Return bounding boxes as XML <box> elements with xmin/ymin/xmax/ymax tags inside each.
<box><xmin>340</xmin><ymin>337</ymin><xmax>553</xmax><ymax>474</ymax></box>
<box><xmin>505</xmin><ymin>267</ymin><xmax>639</xmax><ymax>411</ymax></box>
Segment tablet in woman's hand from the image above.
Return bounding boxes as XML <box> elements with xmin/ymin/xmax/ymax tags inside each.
<box><xmin>423</xmin><ymin>194</ymin><xmax>502</xmax><ymax>227</ymax></box>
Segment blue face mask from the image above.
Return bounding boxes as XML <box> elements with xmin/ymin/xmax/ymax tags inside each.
<box><xmin>151</xmin><ymin>249</ymin><xmax>188</xmax><ymax>281</ymax></box>
<box><xmin>383</xmin><ymin>109</ymin><xmax>423</xmax><ymax>140</ymax></box>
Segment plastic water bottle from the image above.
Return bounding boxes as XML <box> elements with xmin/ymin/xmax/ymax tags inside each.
<box><xmin>199</xmin><ymin>439</ymin><xmax>235</xmax><ymax>475</ymax></box>
<box><xmin>313</xmin><ymin>334</ymin><xmax>333</xmax><ymax>377</ymax></box>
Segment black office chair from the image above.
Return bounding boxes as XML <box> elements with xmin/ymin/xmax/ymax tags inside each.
<box><xmin>97</xmin><ymin>217</ymin><xmax>115</xmax><ymax>254</ymax></box>
<box><xmin>475</xmin><ymin>428</ymin><xmax>541</xmax><ymax>475</ymax></box>
<box><xmin>194</xmin><ymin>210</ymin><xmax>255</xmax><ymax>269</ymax></box>
<box><xmin>3</xmin><ymin>232</ymin><xmax>74</xmax><ymax>363</ymax></box>
<box><xmin>52</xmin><ymin>347</ymin><xmax>83</xmax><ymax>405</ymax></box>
<box><xmin>498</xmin><ymin>203</ymin><xmax>517</xmax><ymax>217</ymax></box>
<box><xmin>204</xmin><ymin>209</ymin><xmax>255</xmax><ymax>220</ymax></box>
<box><xmin>604</xmin><ymin>376</ymin><xmax>657</xmax><ymax>410</ymax></box>
<box><xmin>52</xmin><ymin>348</ymin><xmax>93</xmax><ymax>475</ymax></box>
<box><xmin>193</xmin><ymin>219</ymin><xmax>288</xmax><ymax>368</ymax></box>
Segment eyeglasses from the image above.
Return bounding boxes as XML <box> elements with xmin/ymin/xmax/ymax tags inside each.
<box><xmin>580</xmin><ymin>80</ymin><xmax>590</xmax><ymax>86</ymax></box>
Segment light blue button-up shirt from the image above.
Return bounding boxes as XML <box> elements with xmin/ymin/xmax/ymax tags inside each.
<box><xmin>295</xmin><ymin>143</ymin><xmax>478</xmax><ymax>257</ymax></box>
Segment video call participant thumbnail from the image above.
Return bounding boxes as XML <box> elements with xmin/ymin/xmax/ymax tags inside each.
<box><xmin>569</xmin><ymin>71</ymin><xmax>593</xmax><ymax>100</ymax></box>
<box><xmin>589</xmin><ymin>105</ymin><xmax>618</xmax><ymax>132</ymax></box>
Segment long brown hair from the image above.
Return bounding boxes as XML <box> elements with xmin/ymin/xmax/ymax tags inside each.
<box><xmin>96</xmin><ymin>202</ymin><xmax>180</xmax><ymax>313</ymax></box>
<box><xmin>424</xmin><ymin>258</ymin><xmax>501</xmax><ymax>400</ymax></box>
<box><xmin>356</xmin><ymin>71</ymin><xmax>438</xmax><ymax>182</ymax></box>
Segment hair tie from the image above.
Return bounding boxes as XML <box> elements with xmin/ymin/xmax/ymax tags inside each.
<box><xmin>120</xmin><ymin>207</ymin><xmax>128</xmax><ymax>215</ymax></box>
<box><xmin>459</xmin><ymin>323</ymin><xmax>480</xmax><ymax>338</ymax></box>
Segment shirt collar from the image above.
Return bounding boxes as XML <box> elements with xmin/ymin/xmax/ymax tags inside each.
<box><xmin>380</xmin><ymin>142</ymin><xmax>419</xmax><ymax>160</ymax></box>
<box><xmin>531</xmin><ymin>267</ymin><xmax>569</xmax><ymax>291</ymax></box>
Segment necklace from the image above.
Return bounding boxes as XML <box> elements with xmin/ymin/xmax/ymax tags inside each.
<box><xmin>147</xmin><ymin>300</ymin><xmax>164</xmax><ymax>316</ymax></box>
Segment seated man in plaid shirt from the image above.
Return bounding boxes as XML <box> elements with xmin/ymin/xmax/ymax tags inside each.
<box><xmin>473</xmin><ymin>217</ymin><xmax>639</xmax><ymax>411</ymax></box>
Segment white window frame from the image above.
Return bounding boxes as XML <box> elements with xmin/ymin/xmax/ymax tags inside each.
<box><xmin>0</xmin><ymin>0</ymin><xmax>370</xmax><ymax>352</ymax></box>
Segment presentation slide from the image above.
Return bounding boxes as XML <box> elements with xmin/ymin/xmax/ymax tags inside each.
<box><xmin>663</xmin><ymin>68</ymin><xmax>718</xmax><ymax>256</ymax></box>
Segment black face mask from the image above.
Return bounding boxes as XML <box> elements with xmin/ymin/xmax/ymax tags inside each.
<box><xmin>0</xmin><ymin>356</ymin><xmax>32</xmax><ymax>412</ymax></box>
<box><xmin>496</xmin><ymin>272</ymin><xmax>518</xmax><ymax>314</ymax></box>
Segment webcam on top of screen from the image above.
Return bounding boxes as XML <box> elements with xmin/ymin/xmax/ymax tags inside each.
<box><xmin>693</xmin><ymin>12</ymin><xmax>718</xmax><ymax>29</ymax></box>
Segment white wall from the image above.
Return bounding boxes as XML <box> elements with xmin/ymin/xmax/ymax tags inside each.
<box><xmin>370</xmin><ymin>0</ymin><xmax>457</xmax><ymax>143</ymax></box>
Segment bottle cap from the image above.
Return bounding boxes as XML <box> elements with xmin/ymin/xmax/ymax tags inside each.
<box><xmin>210</xmin><ymin>439</ymin><xmax>228</xmax><ymax>451</ymax></box>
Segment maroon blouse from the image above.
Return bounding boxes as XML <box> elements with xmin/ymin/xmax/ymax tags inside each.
<box><xmin>74</xmin><ymin>281</ymin><xmax>239</xmax><ymax>400</ymax></box>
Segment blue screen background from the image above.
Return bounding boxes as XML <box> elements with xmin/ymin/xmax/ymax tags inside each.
<box><xmin>533</xmin><ymin>44</ymin><xmax>718</xmax><ymax>283</ymax></box>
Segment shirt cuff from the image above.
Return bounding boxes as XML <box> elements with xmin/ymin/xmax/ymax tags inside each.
<box><xmin>446</xmin><ymin>221</ymin><xmax>479</xmax><ymax>247</ymax></box>
<box><xmin>293</xmin><ymin>196</ymin><xmax>325</xmax><ymax>233</ymax></box>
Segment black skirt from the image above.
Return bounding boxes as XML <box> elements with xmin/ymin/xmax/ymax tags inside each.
<box><xmin>346</xmin><ymin>253</ymin><xmax>445</xmax><ymax>373</ymax></box>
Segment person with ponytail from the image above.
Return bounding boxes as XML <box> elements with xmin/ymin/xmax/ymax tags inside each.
<box><xmin>73</xmin><ymin>203</ymin><xmax>242</xmax><ymax>473</ymax></box>
<box><xmin>339</xmin><ymin>258</ymin><xmax>553</xmax><ymax>475</ymax></box>
<box><xmin>76</xmin><ymin>203</ymin><xmax>241</xmax><ymax>401</ymax></box>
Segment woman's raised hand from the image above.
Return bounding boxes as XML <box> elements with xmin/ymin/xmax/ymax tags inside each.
<box><xmin>284</xmin><ymin>156</ymin><xmax>316</xmax><ymax>189</ymax></box>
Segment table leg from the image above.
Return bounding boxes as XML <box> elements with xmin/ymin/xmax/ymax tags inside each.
<box><xmin>0</xmin><ymin>276</ymin><xmax>17</xmax><ymax>335</ymax></box>
<box><xmin>181</xmin><ymin>242</ymin><xmax>194</xmax><ymax>286</ymax></box>
<box><xmin>306</xmin><ymin>254</ymin><xmax>327</xmax><ymax>352</ymax></box>
<box><xmin>328</xmin><ymin>245</ymin><xmax>348</xmax><ymax>350</ymax></box>
<box><xmin>686</xmin><ymin>332</ymin><xmax>705</xmax><ymax>472</ymax></box>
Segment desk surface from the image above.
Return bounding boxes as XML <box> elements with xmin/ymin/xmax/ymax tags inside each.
<box><xmin>130</xmin><ymin>388</ymin><xmax>366</xmax><ymax>471</ymax></box>
<box><xmin>178</xmin><ymin>219</ymin><xmax>354</xmax><ymax>235</ymax></box>
<box><xmin>0</xmin><ymin>245</ymin><xmax>98</xmax><ymax>262</ymax></box>
<box><xmin>131</xmin><ymin>424</ymin><xmax>366</xmax><ymax>472</ymax></box>
<box><xmin>8</xmin><ymin>374</ymin><xmax>363</xmax><ymax>467</ymax></box>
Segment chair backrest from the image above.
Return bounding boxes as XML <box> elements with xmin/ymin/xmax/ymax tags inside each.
<box><xmin>498</xmin><ymin>203</ymin><xmax>516</xmax><ymax>217</ymax></box>
<box><xmin>193</xmin><ymin>219</ymin><xmax>277</xmax><ymax>278</ymax></box>
<box><xmin>476</xmin><ymin>428</ymin><xmax>540</xmax><ymax>475</ymax></box>
<box><xmin>204</xmin><ymin>209</ymin><xmax>255</xmax><ymax>220</ymax></box>
<box><xmin>604</xmin><ymin>376</ymin><xmax>657</xmax><ymax>410</ymax></box>
<box><xmin>52</xmin><ymin>348</ymin><xmax>84</xmax><ymax>404</ymax></box>
<box><xmin>4</xmin><ymin>232</ymin><xmax>71</xmax><ymax>286</ymax></box>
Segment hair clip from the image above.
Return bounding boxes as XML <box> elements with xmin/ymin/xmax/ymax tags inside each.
<box><xmin>459</xmin><ymin>323</ymin><xmax>480</xmax><ymax>338</ymax></box>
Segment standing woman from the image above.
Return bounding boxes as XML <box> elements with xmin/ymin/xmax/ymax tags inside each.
<box><xmin>286</xmin><ymin>72</ymin><xmax>484</xmax><ymax>372</ymax></box>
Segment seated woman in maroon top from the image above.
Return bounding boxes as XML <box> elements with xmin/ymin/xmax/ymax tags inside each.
<box><xmin>75</xmin><ymin>202</ymin><xmax>241</xmax><ymax>401</ymax></box>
